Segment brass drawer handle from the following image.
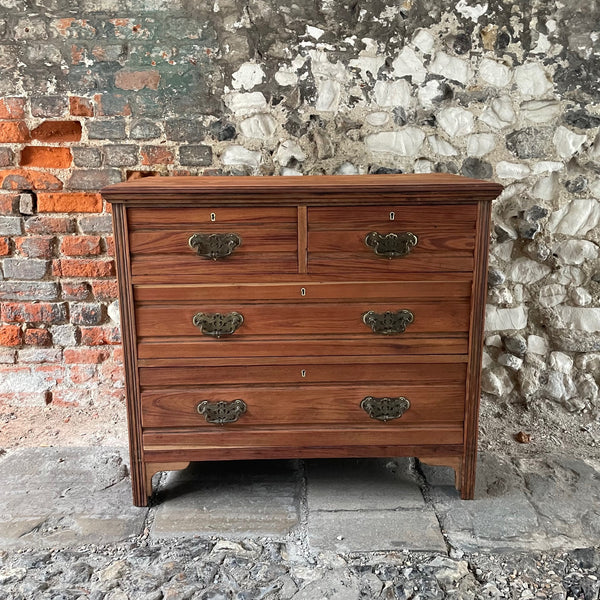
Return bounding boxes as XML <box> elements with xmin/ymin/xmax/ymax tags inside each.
<box><xmin>197</xmin><ymin>399</ymin><xmax>247</xmax><ymax>424</ymax></box>
<box><xmin>192</xmin><ymin>311</ymin><xmax>244</xmax><ymax>337</ymax></box>
<box><xmin>365</xmin><ymin>231</ymin><xmax>418</xmax><ymax>258</ymax></box>
<box><xmin>362</xmin><ymin>309</ymin><xmax>414</xmax><ymax>335</ymax></box>
<box><xmin>188</xmin><ymin>232</ymin><xmax>241</xmax><ymax>260</ymax></box>
<box><xmin>361</xmin><ymin>396</ymin><xmax>410</xmax><ymax>422</ymax></box>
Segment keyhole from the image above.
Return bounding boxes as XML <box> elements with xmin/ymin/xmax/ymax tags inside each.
<box><xmin>301</xmin><ymin>369</ymin><xmax>306</xmax><ymax>378</ymax></box>
<box><xmin>210</xmin><ymin>212</ymin><xmax>216</xmax><ymax>222</ymax></box>
<box><xmin>300</xmin><ymin>287</ymin><xmax>306</xmax><ymax>296</ymax></box>
<box><xmin>389</xmin><ymin>211</ymin><xmax>395</xmax><ymax>221</ymax></box>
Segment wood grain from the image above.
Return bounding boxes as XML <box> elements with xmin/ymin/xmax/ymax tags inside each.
<box><xmin>141</xmin><ymin>383</ymin><xmax>465</xmax><ymax>428</ymax></box>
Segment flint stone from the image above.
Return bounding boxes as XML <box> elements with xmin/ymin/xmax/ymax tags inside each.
<box><xmin>462</xmin><ymin>157</ymin><xmax>492</xmax><ymax>179</ymax></box>
<box><xmin>498</xmin><ymin>353</ymin><xmax>523</xmax><ymax>371</ymax></box>
<box><xmin>392</xmin><ymin>46</ymin><xmax>427</xmax><ymax>83</ymax></box>
<box><xmin>514</xmin><ymin>63</ymin><xmax>553</xmax><ymax>97</ymax></box>
<box><xmin>479</xmin><ymin>58</ymin><xmax>511</xmax><ymax>87</ymax></box>
<box><xmin>487</xmin><ymin>266</ymin><xmax>505</xmax><ymax>287</ymax></box>
<box><xmin>365</xmin><ymin>128</ymin><xmax>425</xmax><ymax>156</ymax></box>
<box><xmin>553</xmin><ymin>240</ymin><xmax>599</xmax><ymax>265</ymax></box>
<box><xmin>221</xmin><ymin>146</ymin><xmax>261</xmax><ymax>170</ymax></box>
<box><xmin>437</xmin><ymin>107</ymin><xmax>474</xmax><ymax>137</ymax></box>
<box><xmin>486</xmin><ymin>306</ymin><xmax>528</xmax><ymax>331</ymax></box>
<box><xmin>506</xmin><ymin>127</ymin><xmax>553</xmax><ymax>159</ymax></box>
<box><xmin>239</xmin><ymin>114</ymin><xmax>277</xmax><ymax>139</ymax></box>
<box><xmin>551</xmin><ymin>266</ymin><xmax>585</xmax><ymax>285</ymax></box>
<box><xmin>496</xmin><ymin>162</ymin><xmax>531</xmax><ymax>179</ymax></box>
<box><xmin>418</xmin><ymin>80</ymin><xmax>451</xmax><ymax>108</ymax></box>
<box><xmin>539</xmin><ymin>284</ymin><xmax>567</xmax><ymax>308</ymax></box>
<box><xmin>504</xmin><ymin>334</ymin><xmax>527</xmax><ymax>356</ymax></box>
<box><xmin>553</xmin><ymin>126</ymin><xmax>587</xmax><ymax>159</ymax></box>
<box><xmin>548</xmin><ymin>198</ymin><xmax>600</xmax><ymax>236</ymax></box>
<box><xmin>565</xmin><ymin>109</ymin><xmax>600</xmax><ymax>130</ymax></box>
<box><xmin>565</xmin><ymin>176</ymin><xmax>588</xmax><ymax>194</ymax></box>
<box><xmin>275</xmin><ymin>140</ymin><xmax>306</xmax><ymax>166</ymax></box>
<box><xmin>550</xmin><ymin>351</ymin><xmax>573</xmax><ymax>374</ymax></box>
<box><xmin>480</xmin><ymin>96</ymin><xmax>516</xmax><ymax>129</ymax></box>
<box><xmin>365</xmin><ymin>111</ymin><xmax>389</xmax><ymax>126</ymax></box>
<box><xmin>224</xmin><ymin>92</ymin><xmax>268</xmax><ymax>116</ymax></box>
<box><xmin>551</xmin><ymin>307</ymin><xmax>600</xmax><ymax>332</ymax></box>
<box><xmin>508</xmin><ymin>257</ymin><xmax>550</xmax><ymax>284</ymax></box>
<box><xmin>373</xmin><ymin>79</ymin><xmax>412</xmax><ymax>108</ymax></box>
<box><xmin>532</xmin><ymin>175</ymin><xmax>559</xmax><ymax>201</ymax></box>
<box><xmin>521</xmin><ymin>100</ymin><xmax>561</xmax><ymax>123</ymax></box>
<box><xmin>467</xmin><ymin>133</ymin><xmax>495</xmax><ymax>157</ymax></box>
<box><xmin>528</xmin><ymin>334</ymin><xmax>548</xmax><ymax>355</ymax></box>
<box><xmin>231</xmin><ymin>62</ymin><xmax>265</xmax><ymax>91</ymax></box>
<box><xmin>428</xmin><ymin>136</ymin><xmax>457</xmax><ymax>156</ymax></box>
<box><xmin>571</xmin><ymin>287</ymin><xmax>592</xmax><ymax>306</ymax></box>
<box><xmin>429</xmin><ymin>51</ymin><xmax>470</xmax><ymax>84</ymax></box>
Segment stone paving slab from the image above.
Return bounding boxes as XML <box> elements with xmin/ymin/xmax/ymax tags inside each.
<box><xmin>305</xmin><ymin>457</ymin><xmax>425</xmax><ymax>511</ymax></box>
<box><xmin>308</xmin><ymin>509</ymin><xmax>447</xmax><ymax>553</ymax></box>
<box><xmin>0</xmin><ymin>447</ymin><xmax>147</xmax><ymax>549</ymax></box>
<box><xmin>150</xmin><ymin>460</ymin><xmax>300</xmax><ymax>539</ymax></box>
<box><xmin>422</xmin><ymin>453</ymin><xmax>600</xmax><ymax>552</ymax></box>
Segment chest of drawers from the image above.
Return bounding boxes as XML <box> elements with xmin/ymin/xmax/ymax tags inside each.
<box><xmin>102</xmin><ymin>174</ymin><xmax>502</xmax><ymax>506</ymax></box>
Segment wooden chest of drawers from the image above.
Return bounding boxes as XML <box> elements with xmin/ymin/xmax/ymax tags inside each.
<box><xmin>102</xmin><ymin>174</ymin><xmax>502</xmax><ymax>506</ymax></box>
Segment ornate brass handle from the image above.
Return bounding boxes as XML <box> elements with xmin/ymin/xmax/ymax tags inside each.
<box><xmin>365</xmin><ymin>231</ymin><xmax>418</xmax><ymax>258</ymax></box>
<box><xmin>192</xmin><ymin>312</ymin><xmax>244</xmax><ymax>337</ymax></box>
<box><xmin>197</xmin><ymin>399</ymin><xmax>247</xmax><ymax>424</ymax></box>
<box><xmin>361</xmin><ymin>396</ymin><xmax>410</xmax><ymax>422</ymax></box>
<box><xmin>188</xmin><ymin>232</ymin><xmax>241</xmax><ymax>260</ymax></box>
<box><xmin>362</xmin><ymin>309</ymin><xmax>414</xmax><ymax>335</ymax></box>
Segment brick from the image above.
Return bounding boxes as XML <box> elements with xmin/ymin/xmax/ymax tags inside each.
<box><xmin>141</xmin><ymin>145</ymin><xmax>174</xmax><ymax>165</ymax></box>
<box><xmin>0</xmin><ymin>168</ymin><xmax>63</xmax><ymax>191</ymax></box>
<box><xmin>51</xmin><ymin>388</ymin><xmax>92</xmax><ymax>406</ymax></box>
<box><xmin>0</xmin><ymin>97</ymin><xmax>25</xmax><ymax>119</ymax></box>
<box><xmin>0</xmin><ymin>216</ymin><xmax>22</xmax><ymax>235</ymax></box>
<box><xmin>19</xmin><ymin>347</ymin><xmax>62</xmax><ymax>363</ymax></box>
<box><xmin>0</xmin><ymin>194</ymin><xmax>18</xmax><ymax>214</ymax></box>
<box><xmin>30</xmin><ymin>96</ymin><xmax>68</xmax><ymax>118</ymax></box>
<box><xmin>24</xmin><ymin>216</ymin><xmax>75</xmax><ymax>234</ymax></box>
<box><xmin>0</xmin><ymin>121</ymin><xmax>30</xmax><ymax>143</ymax></box>
<box><xmin>67</xmin><ymin>169</ymin><xmax>122</xmax><ymax>190</ymax></box>
<box><xmin>179</xmin><ymin>145</ymin><xmax>213</xmax><ymax>166</ymax></box>
<box><xmin>30</xmin><ymin>120</ymin><xmax>82</xmax><ymax>142</ymax></box>
<box><xmin>69</xmin><ymin>96</ymin><xmax>94</xmax><ymax>117</ymax></box>
<box><xmin>115</xmin><ymin>69</ymin><xmax>160</xmax><ymax>91</ymax></box>
<box><xmin>0</xmin><ymin>281</ymin><xmax>59</xmax><ymax>300</ymax></box>
<box><xmin>68</xmin><ymin>364</ymin><xmax>97</xmax><ymax>384</ymax></box>
<box><xmin>86</xmin><ymin>119</ymin><xmax>126</xmax><ymax>140</ymax></box>
<box><xmin>15</xmin><ymin>236</ymin><xmax>54</xmax><ymax>258</ymax></box>
<box><xmin>50</xmin><ymin>323</ymin><xmax>78</xmax><ymax>346</ymax></box>
<box><xmin>105</xmin><ymin>235</ymin><xmax>115</xmax><ymax>256</ymax></box>
<box><xmin>78</xmin><ymin>215</ymin><xmax>112</xmax><ymax>233</ymax></box>
<box><xmin>24</xmin><ymin>327</ymin><xmax>52</xmax><ymax>346</ymax></box>
<box><xmin>60</xmin><ymin>235</ymin><xmax>102</xmax><ymax>256</ymax></box>
<box><xmin>130</xmin><ymin>119</ymin><xmax>161</xmax><ymax>139</ymax></box>
<box><xmin>18</xmin><ymin>191</ymin><xmax>35</xmax><ymax>215</ymax></box>
<box><xmin>165</xmin><ymin>118</ymin><xmax>205</xmax><ymax>142</ymax></box>
<box><xmin>104</xmin><ymin>144</ymin><xmax>138</xmax><ymax>167</ymax></box>
<box><xmin>0</xmin><ymin>147</ymin><xmax>14</xmax><ymax>167</ymax></box>
<box><xmin>52</xmin><ymin>258</ymin><xmax>115</xmax><ymax>278</ymax></box>
<box><xmin>0</xmin><ymin>325</ymin><xmax>22</xmax><ymax>346</ymax></box>
<box><xmin>0</xmin><ymin>237</ymin><xmax>9</xmax><ymax>255</ymax></box>
<box><xmin>1</xmin><ymin>302</ymin><xmax>67</xmax><ymax>324</ymax></box>
<box><xmin>0</xmin><ymin>349</ymin><xmax>17</xmax><ymax>364</ymax></box>
<box><xmin>71</xmin><ymin>302</ymin><xmax>103</xmax><ymax>325</ymax></box>
<box><xmin>91</xmin><ymin>280</ymin><xmax>118</xmax><ymax>300</ymax></box>
<box><xmin>72</xmin><ymin>147</ymin><xmax>103</xmax><ymax>168</ymax></box>
<box><xmin>20</xmin><ymin>146</ymin><xmax>73</xmax><ymax>169</ymax></box>
<box><xmin>37</xmin><ymin>192</ymin><xmax>102</xmax><ymax>213</ymax></box>
<box><xmin>64</xmin><ymin>347</ymin><xmax>109</xmax><ymax>364</ymax></box>
<box><xmin>61</xmin><ymin>281</ymin><xmax>91</xmax><ymax>300</ymax></box>
<box><xmin>2</xmin><ymin>258</ymin><xmax>49</xmax><ymax>279</ymax></box>
<box><xmin>96</xmin><ymin>93</ymin><xmax>132</xmax><ymax>116</ymax></box>
<box><xmin>80</xmin><ymin>325</ymin><xmax>121</xmax><ymax>345</ymax></box>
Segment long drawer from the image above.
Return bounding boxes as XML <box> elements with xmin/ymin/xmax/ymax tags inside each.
<box><xmin>141</xmin><ymin>383</ymin><xmax>465</xmax><ymax>428</ymax></box>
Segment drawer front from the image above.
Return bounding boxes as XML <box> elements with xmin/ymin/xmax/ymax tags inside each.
<box><xmin>127</xmin><ymin>206</ymin><xmax>298</xmax><ymax>281</ymax></box>
<box><xmin>308</xmin><ymin>204</ymin><xmax>477</xmax><ymax>276</ymax></box>
<box><xmin>141</xmin><ymin>384</ymin><xmax>465</xmax><ymax>428</ymax></box>
<box><xmin>136</xmin><ymin>300</ymin><xmax>470</xmax><ymax>339</ymax></box>
<box><xmin>139</xmin><ymin>360</ymin><xmax>467</xmax><ymax>387</ymax></box>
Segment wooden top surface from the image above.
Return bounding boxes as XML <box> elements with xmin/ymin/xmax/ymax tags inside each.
<box><xmin>102</xmin><ymin>173</ymin><xmax>503</xmax><ymax>205</ymax></box>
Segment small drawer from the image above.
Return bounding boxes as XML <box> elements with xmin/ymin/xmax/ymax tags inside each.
<box><xmin>141</xmin><ymin>383</ymin><xmax>465</xmax><ymax>428</ymax></box>
<box><xmin>127</xmin><ymin>206</ymin><xmax>298</xmax><ymax>282</ymax></box>
<box><xmin>307</xmin><ymin>204</ymin><xmax>477</xmax><ymax>276</ymax></box>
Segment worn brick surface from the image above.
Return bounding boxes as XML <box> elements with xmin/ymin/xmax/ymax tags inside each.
<box><xmin>20</xmin><ymin>146</ymin><xmax>73</xmax><ymax>168</ymax></box>
<box><xmin>15</xmin><ymin>236</ymin><xmax>54</xmax><ymax>258</ymax></box>
<box><xmin>0</xmin><ymin>168</ymin><xmax>63</xmax><ymax>191</ymax></box>
<box><xmin>30</xmin><ymin>120</ymin><xmax>82</xmax><ymax>142</ymax></box>
<box><xmin>38</xmin><ymin>192</ymin><xmax>102</xmax><ymax>213</ymax></box>
<box><xmin>53</xmin><ymin>258</ymin><xmax>115</xmax><ymax>278</ymax></box>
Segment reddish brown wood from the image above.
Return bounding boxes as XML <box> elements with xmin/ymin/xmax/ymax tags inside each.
<box><xmin>103</xmin><ymin>174</ymin><xmax>501</xmax><ymax>505</ymax></box>
<box><xmin>141</xmin><ymin>384</ymin><xmax>465</xmax><ymax>428</ymax></box>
